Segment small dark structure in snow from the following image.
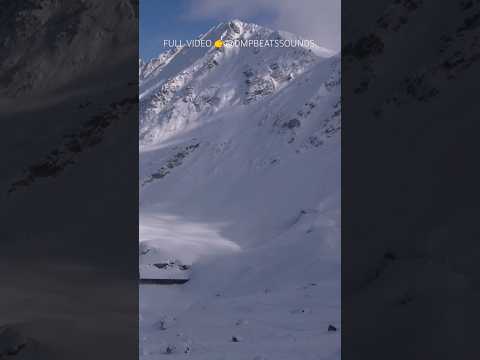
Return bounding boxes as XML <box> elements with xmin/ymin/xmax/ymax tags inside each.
<box><xmin>328</xmin><ymin>324</ymin><xmax>337</xmax><ymax>332</ymax></box>
<box><xmin>139</xmin><ymin>260</ymin><xmax>191</xmax><ymax>285</ymax></box>
<box><xmin>231</xmin><ymin>336</ymin><xmax>241</xmax><ymax>343</ymax></box>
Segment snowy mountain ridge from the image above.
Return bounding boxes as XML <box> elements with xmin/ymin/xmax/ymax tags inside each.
<box><xmin>139</xmin><ymin>19</ymin><xmax>333</xmax><ymax>82</ymax></box>
<box><xmin>138</xmin><ymin>19</ymin><xmax>337</xmax><ymax>146</ymax></box>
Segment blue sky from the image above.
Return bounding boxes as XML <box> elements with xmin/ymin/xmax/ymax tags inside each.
<box><xmin>140</xmin><ymin>0</ymin><xmax>272</xmax><ymax>60</ymax></box>
<box><xmin>140</xmin><ymin>0</ymin><xmax>340</xmax><ymax>61</ymax></box>
<box><xmin>140</xmin><ymin>1</ymin><xmax>210</xmax><ymax>60</ymax></box>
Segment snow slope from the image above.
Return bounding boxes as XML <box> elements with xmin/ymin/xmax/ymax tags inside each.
<box><xmin>139</xmin><ymin>20</ymin><xmax>340</xmax><ymax>359</ymax></box>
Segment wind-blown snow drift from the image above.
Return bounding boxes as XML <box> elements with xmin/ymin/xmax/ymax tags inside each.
<box><xmin>139</xmin><ymin>20</ymin><xmax>340</xmax><ymax>360</ymax></box>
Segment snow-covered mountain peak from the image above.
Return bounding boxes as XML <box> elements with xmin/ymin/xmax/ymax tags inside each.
<box><xmin>139</xmin><ymin>20</ymin><xmax>338</xmax><ymax>145</ymax></box>
<box><xmin>201</xmin><ymin>19</ymin><xmax>333</xmax><ymax>57</ymax></box>
<box><xmin>202</xmin><ymin>19</ymin><xmax>254</xmax><ymax>38</ymax></box>
<box><xmin>139</xmin><ymin>19</ymin><xmax>334</xmax><ymax>85</ymax></box>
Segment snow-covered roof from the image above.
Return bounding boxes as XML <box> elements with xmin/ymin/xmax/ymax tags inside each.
<box><xmin>139</xmin><ymin>262</ymin><xmax>190</xmax><ymax>283</ymax></box>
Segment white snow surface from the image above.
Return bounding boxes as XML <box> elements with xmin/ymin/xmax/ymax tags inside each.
<box><xmin>139</xmin><ymin>20</ymin><xmax>340</xmax><ymax>359</ymax></box>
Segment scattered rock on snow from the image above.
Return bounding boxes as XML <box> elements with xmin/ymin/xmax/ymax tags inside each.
<box><xmin>282</xmin><ymin>118</ymin><xmax>301</xmax><ymax>129</ymax></box>
<box><xmin>231</xmin><ymin>336</ymin><xmax>242</xmax><ymax>342</ymax></box>
<box><xmin>328</xmin><ymin>324</ymin><xmax>337</xmax><ymax>332</ymax></box>
<box><xmin>290</xmin><ymin>307</ymin><xmax>312</xmax><ymax>314</ymax></box>
<box><xmin>165</xmin><ymin>344</ymin><xmax>176</xmax><ymax>354</ymax></box>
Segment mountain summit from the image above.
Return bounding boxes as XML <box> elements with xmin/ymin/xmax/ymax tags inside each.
<box><xmin>139</xmin><ymin>20</ymin><xmax>338</xmax><ymax>145</ymax></box>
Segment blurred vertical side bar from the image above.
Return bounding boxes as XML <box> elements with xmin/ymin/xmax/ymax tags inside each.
<box><xmin>342</xmin><ymin>0</ymin><xmax>480</xmax><ymax>358</ymax></box>
<box><xmin>0</xmin><ymin>1</ymin><xmax>139</xmax><ymax>359</ymax></box>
